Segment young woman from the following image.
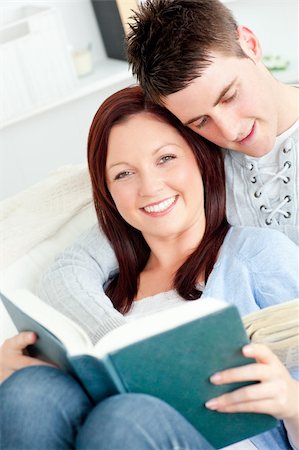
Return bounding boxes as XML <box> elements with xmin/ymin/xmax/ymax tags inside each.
<box><xmin>1</xmin><ymin>86</ymin><xmax>298</xmax><ymax>450</ymax></box>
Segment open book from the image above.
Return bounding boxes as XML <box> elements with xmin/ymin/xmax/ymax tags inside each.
<box><xmin>243</xmin><ymin>298</ymin><xmax>299</xmax><ymax>373</ymax></box>
<box><xmin>1</xmin><ymin>289</ymin><xmax>280</xmax><ymax>449</ymax></box>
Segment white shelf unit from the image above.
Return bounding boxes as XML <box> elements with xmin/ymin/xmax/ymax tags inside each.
<box><xmin>0</xmin><ymin>6</ymin><xmax>79</xmax><ymax>128</ymax></box>
<box><xmin>1</xmin><ymin>58</ymin><xmax>133</xmax><ymax>129</ymax></box>
<box><xmin>0</xmin><ymin>65</ymin><xmax>134</xmax><ymax>200</ymax></box>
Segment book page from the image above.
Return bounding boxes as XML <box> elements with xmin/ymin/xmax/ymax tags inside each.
<box><xmin>3</xmin><ymin>289</ymin><xmax>227</xmax><ymax>359</ymax></box>
<box><xmin>243</xmin><ymin>299</ymin><xmax>299</xmax><ymax>370</ymax></box>
<box><xmin>243</xmin><ymin>298</ymin><xmax>299</xmax><ymax>326</ymax></box>
<box><xmin>263</xmin><ymin>337</ymin><xmax>299</xmax><ymax>373</ymax></box>
<box><xmin>3</xmin><ymin>289</ymin><xmax>93</xmax><ymax>354</ymax></box>
<box><xmin>93</xmin><ymin>298</ymin><xmax>227</xmax><ymax>358</ymax></box>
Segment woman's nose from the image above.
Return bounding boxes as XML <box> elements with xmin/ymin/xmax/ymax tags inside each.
<box><xmin>138</xmin><ymin>172</ymin><xmax>164</xmax><ymax>197</ymax></box>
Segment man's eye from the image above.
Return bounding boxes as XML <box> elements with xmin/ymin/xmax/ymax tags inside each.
<box><xmin>159</xmin><ymin>154</ymin><xmax>176</xmax><ymax>164</ymax></box>
<box><xmin>195</xmin><ymin>116</ymin><xmax>208</xmax><ymax>130</ymax></box>
<box><xmin>223</xmin><ymin>90</ymin><xmax>238</xmax><ymax>104</ymax></box>
<box><xmin>114</xmin><ymin>171</ymin><xmax>132</xmax><ymax>180</ymax></box>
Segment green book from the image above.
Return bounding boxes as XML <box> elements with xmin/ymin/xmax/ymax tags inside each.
<box><xmin>1</xmin><ymin>289</ymin><xmax>277</xmax><ymax>449</ymax></box>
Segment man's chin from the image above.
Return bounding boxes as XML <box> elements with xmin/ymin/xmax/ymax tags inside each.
<box><xmin>229</xmin><ymin>138</ymin><xmax>274</xmax><ymax>157</ymax></box>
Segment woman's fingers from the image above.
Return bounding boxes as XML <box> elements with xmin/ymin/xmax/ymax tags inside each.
<box><xmin>206</xmin><ymin>343</ymin><xmax>298</xmax><ymax>420</ymax></box>
<box><xmin>206</xmin><ymin>380</ymin><xmax>278</xmax><ymax>410</ymax></box>
<box><xmin>3</xmin><ymin>331</ymin><xmax>37</xmax><ymax>351</ymax></box>
<box><xmin>210</xmin><ymin>362</ymin><xmax>270</xmax><ymax>385</ymax></box>
<box><xmin>210</xmin><ymin>344</ymin><xmax>283</xmax><ymax>385</ymax></box>
<box><xmin>206</xmin><ymin>382</ymin><xmax>291</xmax><ymax>417</ymax></box>
<box><xmin>0</xmin><ymin>332</ymin><xmax>51</xmax><ymax>382</ymax></box>
<box><xmin>207</xmin><ymin>397</ymin><xmax>278</xmax><ymax>415</ymax></box>
<box><xmin>242</xmin><ymin>343</ymin><xmax>280</xmax><ymax>364</ymax></box>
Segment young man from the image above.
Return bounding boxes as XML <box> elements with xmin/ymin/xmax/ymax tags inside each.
<box><xmin>127</xmin><ymin>0</ymin><xmax>298</xmax><ymax>245</ymax></box>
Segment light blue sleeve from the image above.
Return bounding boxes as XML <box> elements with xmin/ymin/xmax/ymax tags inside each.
<box><xmin>203</xmin><ymin>227</ymin><xmax>299</xmax><ymax>315</ymax></box>
<box><xmin>249</xmin><ymin>229</ymin><xmax>299</xmax><ymax>382</ymax></box>
<box><xmin>38</xmin><ymin>224</ymin><xmax>126</xmax><ymax>344</ymax></box>
<box><xmin>246</xmin><ymin>228</ymin><xmax>299</xmax><ymax>309</ymax></box>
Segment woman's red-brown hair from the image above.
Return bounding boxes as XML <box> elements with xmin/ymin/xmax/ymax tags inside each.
<box><xmin>88</xmin><ymin>85</ymin><xmax>230</xmax><ymax>313</ymax></box>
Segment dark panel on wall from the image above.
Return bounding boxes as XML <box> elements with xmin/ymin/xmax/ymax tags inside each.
<box><xmin>91</xmin><ymin>1</ymin><xmax>126</xmax><ymax>61</ymax></box>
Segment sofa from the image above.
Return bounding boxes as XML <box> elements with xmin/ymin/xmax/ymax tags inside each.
<box><xmin>0</xmin><ymin>164</ymin><xmax>96</xmax><ymax>344</ymax></box>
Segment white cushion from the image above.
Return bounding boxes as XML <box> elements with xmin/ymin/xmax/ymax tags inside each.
<box><xmin>0</xmin><ymin>203</ymin><xmax>96</xmax><ymax>344</ymax></box>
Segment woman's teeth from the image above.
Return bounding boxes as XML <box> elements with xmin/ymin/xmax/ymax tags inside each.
<box><xmin>143</xmin><ymin>196</ymin><xmax>176</xmax><ymax>213</ymax></box>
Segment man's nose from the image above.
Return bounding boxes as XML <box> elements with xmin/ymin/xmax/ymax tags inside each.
<box><xmin>214</xmin><ymin>113</ymin><xmax>241</xmax><ymax>142</ymax></box>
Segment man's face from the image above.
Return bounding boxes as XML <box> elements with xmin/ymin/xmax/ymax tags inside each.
<box><xmin>163</xmin><ymin>52</ymin><xmax>279</xmax><ymax>157</ymax></box>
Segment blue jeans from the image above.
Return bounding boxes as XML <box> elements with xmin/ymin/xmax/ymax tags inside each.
<box><xmin>0</xmin><ymin>366</ymin><xmax>214</xmax><ymax>450</ymax></box>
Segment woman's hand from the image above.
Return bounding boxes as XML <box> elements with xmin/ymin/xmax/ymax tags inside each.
<box><xmin>205</xmin><ymin>343</ymin><xmax>299</xmax><ymax>446</ymax></box>
<box><xmin>0</xmin><ymin>332</ymin><xmax>50</xmax><ymax>382</ymax></box>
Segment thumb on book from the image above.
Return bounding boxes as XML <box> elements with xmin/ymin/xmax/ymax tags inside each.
<box><xmin>11</xmin><ymin>331</ymin><xmax>38</xmax><ymax>351</ymax></box>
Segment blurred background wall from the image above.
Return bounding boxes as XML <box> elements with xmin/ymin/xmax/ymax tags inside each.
<box><xmin>0</xmin><ymin>0</ymin><xmax>298</xmax><ymax>200</ymax></box>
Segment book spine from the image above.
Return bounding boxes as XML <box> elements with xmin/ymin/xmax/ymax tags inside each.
<box><xmin>70</xmin><ymin>354</ymin><xmax>125</xmax><ymax>404</ymax></box>
<box><xmin>103</xmin><ymin>354</ymin><xmax>127</xmax><ymax>394</ymax></box>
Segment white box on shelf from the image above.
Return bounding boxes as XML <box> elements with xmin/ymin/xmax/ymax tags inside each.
<box><xmin>0</xmin><ymin>6</ymin><xmax>78</xmax><ymax>126</ymax></box>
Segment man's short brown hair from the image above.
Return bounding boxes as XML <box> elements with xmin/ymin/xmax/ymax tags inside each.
<box><xmin>127</xmin><ymin>0</ymin><xmax>247</xmax><ymax>103</ymax></box>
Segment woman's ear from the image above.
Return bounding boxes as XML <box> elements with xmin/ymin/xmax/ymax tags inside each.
<box><xmin>237</xmin><ymin>25</ymin><xmax>262</xmax><ymax>62</ymax></box>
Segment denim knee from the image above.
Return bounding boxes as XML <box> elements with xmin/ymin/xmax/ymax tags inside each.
<box><xmin>0</xmin><ymin>366</ymin><xmax>92</xmax><ymax>450</ymax></box>
<box><xmin>77</xmin><ymin>393</ymin><xmax>213</xmax><ymax>450</ymax></box>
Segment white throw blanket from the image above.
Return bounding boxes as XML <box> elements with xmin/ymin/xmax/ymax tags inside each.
<box><xmin>0</xmin><ymin>164</ymin><xmax>94</xmax><ymax>269</ymax></box>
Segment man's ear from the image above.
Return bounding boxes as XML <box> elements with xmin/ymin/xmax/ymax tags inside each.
<box><xmin>237</xmin><ymin>25</ymin><xmax>262</xmax><ymax>62</ymax></box>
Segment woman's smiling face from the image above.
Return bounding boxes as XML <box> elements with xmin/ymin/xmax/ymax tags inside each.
<box><xmin>105</xmin><ymin>112</ymin><xmax>205</xmax><ymax>241</ymax></box>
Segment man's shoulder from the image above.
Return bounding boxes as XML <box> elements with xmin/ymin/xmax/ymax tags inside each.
<box><xmin>53</xmin><ymin>223</ymin><xmax>113</xmax><ymax>264</ymax></box>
